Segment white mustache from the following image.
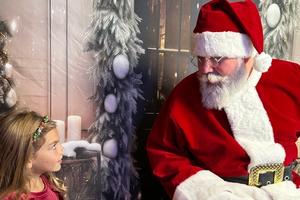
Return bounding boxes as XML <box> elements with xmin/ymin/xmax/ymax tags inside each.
<box><xmin>200</xmin><ymin>73</ymin><xmax>228</xmax><ymax>84</ymax></box>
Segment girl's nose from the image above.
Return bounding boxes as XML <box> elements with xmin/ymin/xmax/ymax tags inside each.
<box><xmin>59</xmin><ymin>143</ymin><xmax>64</xmax><ymax>154</ymax></box>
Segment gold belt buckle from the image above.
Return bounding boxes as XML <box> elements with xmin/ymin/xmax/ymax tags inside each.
<box><xmin>248</xmin><ymin>163</ymin><xmax>284</xmax><ymax>187</ymax></box>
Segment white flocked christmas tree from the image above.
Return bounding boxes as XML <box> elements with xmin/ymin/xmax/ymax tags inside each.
<box><xmin>259</xmin><ymin>0</ymin><xmax>299</xmax><ymax>59</ymax></box>
<box><xmin>85</xmin><ymin>0</ymin><xmax>144</xmax><ymax>199</ymax></box>
<box><xmin>0</xmin><ymin>20</ymin><xmax>17</xmax><ymax>113</ymax></box>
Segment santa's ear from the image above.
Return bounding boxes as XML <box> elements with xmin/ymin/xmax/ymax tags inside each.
<box><xmin>243</xmin><ymin>57</ymin><xmax>255</xmax><ymax>75</ymax></box>
<box><xmin>243</xmin><ymin>57</ymin><xmax>253</xmax><ymax>63</ymax></box>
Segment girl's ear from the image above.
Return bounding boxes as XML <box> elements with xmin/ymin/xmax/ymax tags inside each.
<box><xmin>26</xmin><ymin>159</ymin><xmax>33</xmax><ymax>169</ymax></box>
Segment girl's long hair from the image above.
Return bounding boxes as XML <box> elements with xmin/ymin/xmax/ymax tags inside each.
<box><xmin>0</xmin><ymin>110</ymin><xmax>67</xmax><ymax>199</ymax></box>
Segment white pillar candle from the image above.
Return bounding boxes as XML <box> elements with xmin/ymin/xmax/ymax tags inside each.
<box><xmin>54</xmin><ymin>120</ymin><xmax>65</xmax><ymax>142</ymax></box>
<box><xmin>67</xmin><ymin>115</ymin><xmax>81</xmax><ymax>141</ymax></box>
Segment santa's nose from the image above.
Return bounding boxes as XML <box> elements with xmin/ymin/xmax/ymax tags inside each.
<box><xmin>199</xmin><ymin>58</ymin><xmax>215</xmax><ymax>74</ymax></box>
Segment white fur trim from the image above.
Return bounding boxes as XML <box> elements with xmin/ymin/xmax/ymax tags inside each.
<box><xmin>173</xmin><ymin>170</ymin><xmax>223</xmax><ymax>200</ymax></box>
<box><xmin>224</xmin><ymin>69</ymin><xmax>285</xmax><ymax>170</ymax></box>
<box><xmin>254</xmin><ymin>52</ymin><xmax>272</xmax><ymax>72</ymax></box>
<box><xmin>194</xmin><ymin>32</ymin><xmax>254</xmax><ymax>57</ymax></box>
<box><xmin>261</xmin><ymin>181</ymin><xmax>300</xmax><ymax>199</ymax></box>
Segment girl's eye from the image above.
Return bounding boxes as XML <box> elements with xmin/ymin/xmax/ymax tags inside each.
<box><xmin>51</xmin><ymin>144</ymin><xmax>57</xmax><ymax>150</ymax></box>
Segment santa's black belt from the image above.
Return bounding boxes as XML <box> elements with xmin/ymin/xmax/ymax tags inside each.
<box><xmin>222</xmin><ymin>162</ymin><xmax>297</xmax><ymax>187</ymax></box>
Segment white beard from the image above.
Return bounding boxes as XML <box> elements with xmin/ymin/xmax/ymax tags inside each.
<box><xmin>198</xmin><ymin>60</ymin><xmax>248</xmax><ymax>110</ymax></box>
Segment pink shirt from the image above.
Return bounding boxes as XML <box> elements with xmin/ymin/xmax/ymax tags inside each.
<box><xmin>4</xmin><ymin>176</ymin><xmax>62</xmax><ymax>200</ymax></box>
<box><xmin>28</xmin><ymin>176</ymin><xmax>61</xmax><ymax>200</ymax></box>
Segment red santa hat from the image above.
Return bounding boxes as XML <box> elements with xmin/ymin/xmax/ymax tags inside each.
<box><xmin>193</xmin><ymin>0</ymin><xmax>272</xmax><ymax>72</ymax></box>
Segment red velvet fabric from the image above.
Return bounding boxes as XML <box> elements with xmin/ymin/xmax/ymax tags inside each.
<box><xmin>193</xmin><ymin>0</ymin><xmax>264</xmax><ymax>53</ymax></box>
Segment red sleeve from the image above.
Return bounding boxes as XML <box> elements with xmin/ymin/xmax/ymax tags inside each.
<box><xmin>146</xmin><ymin>98</ymin><xmax>203</xmax><ymax>198</ymax></box>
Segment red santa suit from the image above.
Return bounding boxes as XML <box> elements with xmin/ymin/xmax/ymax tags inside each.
<box><xmin>146</xmin><ymin>59</ymin><xmax>300</xmax><ymax>198</ymax></box>
<box><xmin>147</xmin><ymin>0</ymin><xmax>300</xmax><ymax>199</ymax></box>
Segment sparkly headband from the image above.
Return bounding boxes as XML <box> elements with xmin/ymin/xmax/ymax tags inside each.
<box><xmin>32</xmin><ymin>115</ymin><xmax>49</xmax><ymax>142</ymax></box>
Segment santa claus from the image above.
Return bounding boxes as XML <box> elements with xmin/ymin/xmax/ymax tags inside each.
<box><xmin>146</xmin><ymin>0</ymin><xmax>300</xmax><ymax>199</ymax></box>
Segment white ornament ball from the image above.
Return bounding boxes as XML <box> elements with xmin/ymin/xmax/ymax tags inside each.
<box><xmin>102</xmin><ymin>138</ymin><xmax>118</xmax><ymax>158</ymax></box>
<box><xmin>112</xmin><ymin>54</ymin><xmax>130</xmax><ymax>79</ymax></box>
<box><xmin>5</xmin><ymin>88</ymin><xmax>17</xmax><ymax>108</ymax></box>
<box><xmin>4</xmin><ymin>63</ymin><xmax>13</xmax><ymax>78</ymax></box>
<box><xmin>104</xmin><ymin>94</ymin><xmax>118</xmax><ymax>113</ymax></box>
<box><xmin>266</xmin><ymin>4</ymin><xmax>281</xmax><ymax>28</ymax></box>
<box><xmin>9</xmin><ymin>16</ymin><xmax>21</xmax><ymax>36</ymax></box>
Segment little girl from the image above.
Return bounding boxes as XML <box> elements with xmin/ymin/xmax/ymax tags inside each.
<box><xmin>0</xmin><ymin>110</ymin><xmax>66</xmax><ymax>199</ymax></box>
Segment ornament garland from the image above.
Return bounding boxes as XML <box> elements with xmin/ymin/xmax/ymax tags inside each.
<box><xmin>84</xmin><ymin>0</ymin><xmax>144</xmax><ymax>199</ymax></box>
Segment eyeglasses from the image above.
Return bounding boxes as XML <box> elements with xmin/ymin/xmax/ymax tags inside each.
<box><xmin>191</xmin><ymin>56</ymin><xmax>225</xmax><ymax>67</ymax></box>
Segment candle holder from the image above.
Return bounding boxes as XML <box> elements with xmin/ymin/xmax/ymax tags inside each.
<box><xmin>55</xmin><ymin>148</ymin><xmax>101</xmax><ymax>200</ymax></box>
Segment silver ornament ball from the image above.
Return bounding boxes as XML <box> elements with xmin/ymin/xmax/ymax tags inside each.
<box><xmin>112</xmin><ymin>54</ymin><xmax>129</xmax><ymax>79</ymax></box>
<box><xmin>266</xmin><ymin>4</ymin><xmax>281</xmax><ymax>28</ymax></box>
<box><xmin>5</xmin><ymin>88</ymin><xmax>17</xmax><ymax>108</ymax></box>
<box><xmin>102</xmin><ymin>138</ymin><xmax>118</xmax><ymax>158</ymax></box>
<box><xmin>104</xmin><ymin>94</ymin><xmax>118</xmax><ymax>113</ymax></box>
<box><xmin>4</xmin><ymin>63</ymin><xmax>13</xmax><ymax>78</ymax></box>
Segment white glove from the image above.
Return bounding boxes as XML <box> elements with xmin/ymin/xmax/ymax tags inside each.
<box><xmin>173</xmin><ymin>170</ymin><xmax>271</xmax><ymax>200</ymax></box>
<box><xmin>206</xmin><ymin>179</ymin><xmax>271</xmax><ymax>200</ymax></box>
<box><xmin>261</xmin><ymin>181</ymin><xmax>300</xmax><ymax>200</ymax></box>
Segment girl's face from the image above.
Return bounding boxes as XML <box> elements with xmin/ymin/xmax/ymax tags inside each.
<box><xmin>30</xmin><ymin>128</ymin><xmax>64</xmax><ymax>175</ymax></box>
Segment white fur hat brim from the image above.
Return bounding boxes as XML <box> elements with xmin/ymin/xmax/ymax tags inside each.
<box><xmin>193</xmin><ymin>31</ymin><xmax>272</xmax><ymax>72</ymax></box>
<box><xmin>194</xmin><ymin>31</ymin><xmax>254</xmax><ymax>58</ymax></box>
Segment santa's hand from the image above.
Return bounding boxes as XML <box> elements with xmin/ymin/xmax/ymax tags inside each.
<box><xmin>173</xmin><ymin>170</ymin><xmax>271</xmax><ymax>200</ymax></box>
<box><xmin>261</xmin><ymin>181</ymin><xmax>300</xmax><ymax>200</ymax></box>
